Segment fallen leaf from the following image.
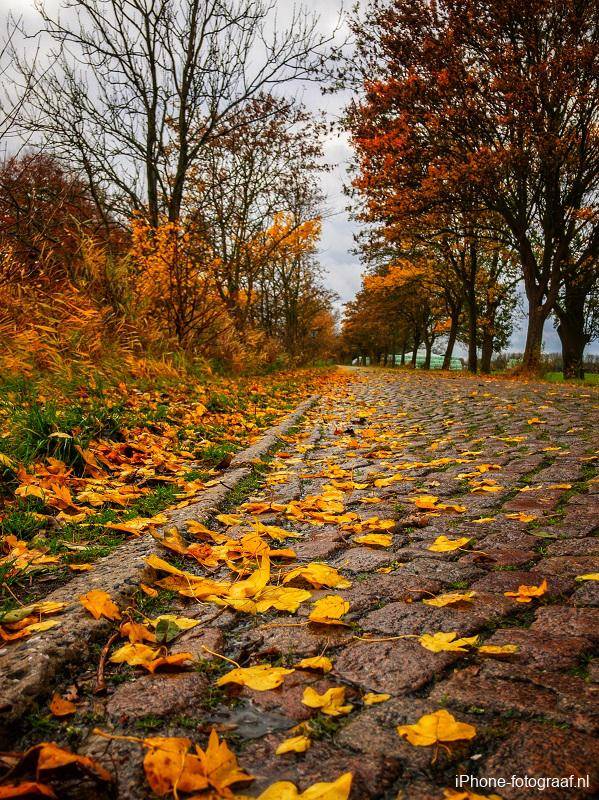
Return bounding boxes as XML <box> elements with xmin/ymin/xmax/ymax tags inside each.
<box><xmin>397</xmin><ymin>709</ymin><xmax>476</xmax><ymax>746</ymax></box>
<box><xmin>352</xmin><ymin>533</ymin><xmax>392</xmax><ymax>547</ymax></box>
<box><xmin>295</xmin><ymin>656</ymin><xmax>333</xmax><ymax>673</ymax></box>
<box><xmin>423</xmin><ymin>591</ymin><xmax>476</xmax><ymax>607</ymax></box>
<box><xmin>49</xmin><ymin>694</ymin><xmax>77</xmax><ymax>717</ymax></box>
<box><xmin>0</xmin><ymin>782</ymin><xmax>57</xmax><ymax>798</ymax></box>
<box><xmin>283</xmin><ymin>563</ymin><xmax>352</xmax><ymax>589</ymax></box>
<box><xmin>250</xmin><ymin>772</ymin><xmax>352</xmax><ymax>800</ymax></box>
<box><xmin>217</xmin><ymin>664</ymin><xmax>295</xmax><ymax>691</ymax></box>
<box><xmin>477</xmin><ymin>644</ymin><xmax>519</xmax><ymax>656</ymax></box>
<box><xmin>363</xmin><ymin>692</ymin><xmax>390</xmax><ymax>705</ymax></box>
<box><xmin>309</xmin><ymin>595</ymin><xmax>350</xmax><ymax>625</ymax></box>
<box><xmin>418</xmin><ymin>632</ymin><xmax>478</xmax><ymax>653</ymax></box>
<box><xmin>301</xmin><ymin>686</ymin><xmax>353</xmax><ymax>716</ymax></box>
<box><xmin>275</xmin><ymin>735</ymin><xmax>311</xmax><ymax>755</ymax></box>
<box><xmin>504</xmin><ymin>579</ymin><xmax>547</xmax><ymax>603</ymax></box>
<box><xmin>576</xmin><ymin>573</ymin><xmax>599</xmax><ymax>581</ymax></box>
<box><xmin>428</xmin><ymin>536</ymin><xmax>471</xmax><ymax>553</ymax></box>
<box><xmin>79</xmin><ymin>589</ymin><xmax>121</xmax><ymax>620</ymax></box>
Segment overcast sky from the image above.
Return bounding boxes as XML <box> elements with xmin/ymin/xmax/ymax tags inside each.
<box><xmin>4</xmin><ymin>0</ymin><xmax>593</xmax><ymax>355</ymax></box>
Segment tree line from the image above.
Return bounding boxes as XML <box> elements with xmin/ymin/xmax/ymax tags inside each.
<box><xmin>0</xmin><ymin>0</ymin><xmax>339</xmax><ymax>372</ymax></box>
<box><xmin>338</xmin><ymin>0</ymin><xmax>598</xmax><ymax>377</ymax></box>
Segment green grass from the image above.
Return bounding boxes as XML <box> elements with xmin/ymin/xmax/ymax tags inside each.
<box><xmin>543</xmin><ymin>371</ymin><xmax>599</xmax><ymax>385</ymax></box>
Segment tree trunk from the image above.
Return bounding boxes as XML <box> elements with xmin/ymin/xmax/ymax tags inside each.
<box><xmin>556</xmin><ymin>288</ymin><xmax>588</xmax><ymax>380</ymax></box>
<box><xmin>423</xmin><ymin>339</ymin><xmax>432</xmax><ymax>369</ymax></box>
<box><xmin>442</xmin><ymin>307</ymin><xmax>460</xmax><ymax>370</ymax></box>
<box><xmin>521</xmin><ymin>297</ymin><xmax>547</xmax><ymax>373</ymax></box>
<box><xmin>480</xmin><ymin>330</ymin><xmax>494</xmax><ymax>374</ymax></box>
<box><xmin>400</xmin><ymin>341</ymin><xmax>406</xmax><ymax>365</ymax></box>
<box><xmin>411</xmin><ymin>334</ymin><xmax>420</xmax><ymax>367</ymax></box>
<box><xmin>466</xmin><ymin>286</ymin><xmax>477</xmax><ymax>373</ymax></box>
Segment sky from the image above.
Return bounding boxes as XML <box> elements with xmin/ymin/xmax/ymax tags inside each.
<box><xmin>3</xmin><ymin>0</ymin><xmax>589</xmax><ymax>355</ymax></box>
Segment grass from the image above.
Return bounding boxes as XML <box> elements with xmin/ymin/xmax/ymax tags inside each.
<box><xmin>543</xmin><ymin>371</ymin><xmax>599</xmax><ymax>385</ymax></box>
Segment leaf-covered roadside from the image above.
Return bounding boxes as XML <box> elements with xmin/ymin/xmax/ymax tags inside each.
<box><xmin>0</xmin><ymin>366</ymin><xmax>334</xmax><ymax>616</ymax></box>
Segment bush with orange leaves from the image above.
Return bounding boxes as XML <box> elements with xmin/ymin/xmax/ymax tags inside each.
<box><xmin>130</xmin><ymin>215</ymin><xmax>231</xmax><ymax>353</ymax></box>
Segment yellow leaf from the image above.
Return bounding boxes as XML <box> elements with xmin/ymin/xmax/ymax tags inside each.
<box><xmin>411</xmin><ymin>494</ymin><xmax>439</xmax><ymax>509</ymax></box>
<box><xmin>427</xmin><ymin>536</ymin><xmax>471</xmax><ymax>553</ymax></box>
<box><xmin>79</xmin><ymin>589</ymin><xmax>121</xmax><ymax>620</ymax></box>
<box><xmin>216</xmin><ymin>513</ymin><xmax>243</xmax><ymax>527</ymax></box>
<box><xmin>363</xmin><ymin>692</ymin><xmax>390</xmax><ymax>705</ymax></box>
<box><xmin>418</xmin><ymin>632</ymin><xmax>478</xmax><ymax>653</ymax></box>
<box><xmin>301</xmin><ymin>686</ymin><xmax>353</xmax><ymax>716</ymax></box>
<box><xmin>217</xmin><ymin>664</ymin><xmax>295</xmax><ymax>691</ymax></box>
<box><xmin>576</xmin><ymin>573</ymin><xmax>599</xmax><ymax>581</ymax></box>
<box><xmin>251</xmin><ymin>773</ymin><xmax>352</xmax><ymax>800</ymax></box>
<box><xmin>397</xmin><ymin>709</ymin><xmax>476</xmax><ymax>746</ymax></box>
<box><xmin>504</xmin><ymin>579</ymin><xmax>547</xmax><ymax>603</ymax></box>
<box><xmin>471</xmin><ymin>517</ymin><xmax>495</xmax><ymax>524</ymax></box>
<box><xmin>140</xmin><ymin>583</ymin><xmax>158</xmax><ymax>597</ymax></box>
<box><xmin>353</xmin><ymin>533</ymin><xmax>392</xmax><ymax>547</ymax></box>
<box><xmin>443</xmin><ymin>789</ymin><xmax>503</xmax><ymax>800</ymax></box>
<box><xmin>254</xmin><ymin>586</ymin><xmax>312</xmax><ymax>613</ymax></box>
<box><xmin>423</xmin><ymin>591</ymin><xmax>476</xmax><ymax>607</ymax></box>
<box><xmin>301</xmin><ymin>773</ymin><xmax>353</xmax><ymax>799</ymax></box>
<box><xmin>15</xmin><ymin>485</ymin><xmax>45</xmax><ymax>500</ymax></box>
<box><xmin>504</xmin><ymin>512</ymin><xmax>536</xmax><ymax>523</ymax></box>
<box><xmin>68</xmin><ymin>563</ymin><xmax>93</xmax><ymax>571</ymax></box>
<box><xmin>477</xmin><ymin>644</ymin><xmax>519</xmax><ymax>656</ymax></box>
<box><xmin>295</xmin><ymin>656</ymin><xmax>333</xmax><ymax>673</ymax></box>
<box><xmin>110</xmin><ymin>642</ymin><xmax>158</xmax><ymax>667</ymax></box>
<box><xmin>309</xmin><ymin>595</ymin><xmax>350</xmax><ymax>625</ymax></box>
<box><xmin>199</xmin><ymin>727</ymin><xmax>253</xmax><ymax>792</ymax></box>
<box><xmin>276</xmin><ymin>735</ymin><xmax>311</xmax><ymax>755</ymax></box>
<box><xmin>283</xmin><ymin>563</ymin><xmax>352</xmax><ymax>589</ymax></box>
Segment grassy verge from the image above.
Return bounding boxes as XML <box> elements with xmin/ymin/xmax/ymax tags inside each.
<box><xmin>0</xmin><ymin>364</ymin><xmax>332</xmax><ymax>614</ymax></box>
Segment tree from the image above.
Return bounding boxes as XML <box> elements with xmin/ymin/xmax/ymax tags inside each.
<box><xmin>186</xmin><ymin>94</ymin><xmax>328</xmax><ymax>332</ymax></box>
<box><xmin>342</xmin><ymin>0</ymin><xmax>599</xmax><ymax>373</ymax></box>
<box><xmin>24</xmin><ymin>0</ymin><xmax>336</xmax><ymax>225</ymax></box>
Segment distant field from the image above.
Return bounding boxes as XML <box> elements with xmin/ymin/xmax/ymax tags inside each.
<box><xmin>544</xmin><ymin>371</ymin><xmax>599</xmax><ymax>385</ymax></box>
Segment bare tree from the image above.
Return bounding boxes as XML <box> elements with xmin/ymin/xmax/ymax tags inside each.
<box><xmin>21</xmin><ymin>0</ymin><xmax>337</xmax><ymax>225</ymax></box>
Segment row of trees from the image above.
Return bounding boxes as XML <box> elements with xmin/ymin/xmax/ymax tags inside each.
<box><xmin>0</xmin><ymin>0</ymin><xmax>339</xmax><ymax>369</ymax></box>
<box><xmin>339</xmin><ymin>0</ymin><xmax>598</xmax><ymax>377</ymax></box>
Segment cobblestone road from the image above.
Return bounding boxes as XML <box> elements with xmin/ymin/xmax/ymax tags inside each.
<box><xmin>36</xmin><ymin>369</ymin><xmax>599</xmax><ymax>799</ymax></box>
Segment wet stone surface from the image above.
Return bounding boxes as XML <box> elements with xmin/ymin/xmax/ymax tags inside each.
<box><xmin>10</xmin><ymin>368</ymin><xmax>598</xmax><ymax>799</ymax></box>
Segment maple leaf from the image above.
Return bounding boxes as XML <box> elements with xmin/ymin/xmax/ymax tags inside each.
<box><xmin>428</xmin><ymin>536</ymin><xmax>471</xmax><ymax>553</ymax></box>
<box><xmin>295</xmin><ymin>656</ymin><xmax>333</xmax><ymax>673</ymax></box>
<box><xmin>143</xmin><ymin>737</ymin><xmax>206</xmax><ymax>797</ymax></box>
<box><xmin>275</xmin><ymin>735</ymin><xmax>311</xmax><ymax>755</ymax></box>
<box><xmin>283</xmin><ymin>562</ymin><xmax>352</xmax><ymax>589</ymax></box>
<box><xmin>120</xmin><ymin>620</ymin><xmax>156</xmax><ymax>644</ymax></box>
<box><xmin>301</xmin><ymin>686</ymin><xmax>353</xmax><ymax>716</ymax></box>
<box><xmin>78</xmin><ymin>590</ymin><xmax>121</xmax><ymax>620</ymax></box>
<box><xmin>504</xmin><ymin>579</ymin><xmax>547</xmax><ymax>603</ymax></box>
<box><xmin>217</xmin><ymin>664</ymin><xmax>295</xmax><ymax>691</ymax></box>
<box><xmin>423</xmin><ymin>591</ymin><xmax>476</xmax><ymax>607</ymax></box>
<box><xmin>309</xmin><ymin>595</ymin><xmax>350</xmax><ymax>625</ymax></box>
<box><xmin>199</xmin><ymin>728</ymin><xmax>254</xmax><ymax>793</ymax></box>
<box><xmin>363</xmin><ymin>692</ymin><xmax>391</xmax><ymax>705</ymax></box>
<box><xmin>419</xmin><ymin>632</ymin><xmax>478</xmax><ymax>653</ymax></box>
<box><xmin>397</xmin><ymin>709</ymin><xmax>476</xmax><ymax>746</ymax></box>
